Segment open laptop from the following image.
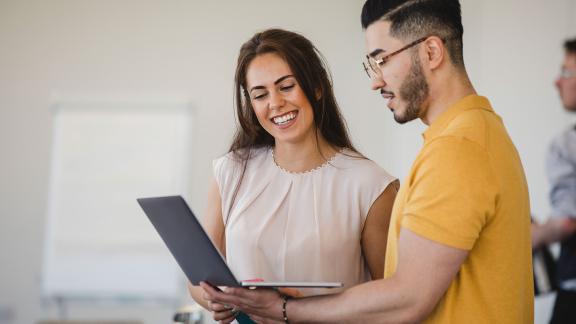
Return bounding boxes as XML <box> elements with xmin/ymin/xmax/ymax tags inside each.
<box><xmin>137</xmin><ymin>195</ymin><xmax>343</xmax><ymax>289</ymax></box>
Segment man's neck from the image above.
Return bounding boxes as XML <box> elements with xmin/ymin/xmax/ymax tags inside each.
<box><xmin>421</xmin><ymin>69</ymin><xmax>476</xmax><ymax>126</ymax></box>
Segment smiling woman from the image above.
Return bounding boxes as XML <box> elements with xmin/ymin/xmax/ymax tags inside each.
<box><xmin>246</xmin><ymin>53</ymin><xmax>316</xmax><ymax>147</ymax></box>
<box><xmin>187</xmin><ymin>28</ymin><xmax>399</xmax><ymax>323</ymax></box>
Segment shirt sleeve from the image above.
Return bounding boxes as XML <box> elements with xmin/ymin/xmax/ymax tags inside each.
<box><xmin>547</xmin><ymin>130</ymin><xmax>576</xmax><ymax>219</ymax></box>
<box><xmin>401</xmin><ymin>136</ymin><xmax>498</xmax><ymax>250</ymax></box>
<box><xmin>212</xmin><ymin>152</ymin><xmax>243</xmax><ymax>224</ymax></box>
<box><xmin>212</xmin><ymin>154</ymin><xmax>228</xmax><ymax>193</ymax></box>
<box><xmin>359</xmin><ymin>161</ymin><xmax>398</xmax><ymax>230</ymax></box>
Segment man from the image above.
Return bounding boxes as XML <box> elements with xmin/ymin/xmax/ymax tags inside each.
<box><xmin>532</xmin><ymin>38</ymin><xmax>576</xmax><ymax>324</ymax></box>
<box><xmin>202</xmin><ymin>0</ymin><xmax>534</xmax><ymax>322</ymax></box>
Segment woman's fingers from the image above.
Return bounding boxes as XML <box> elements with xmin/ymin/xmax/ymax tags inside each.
<box><xmin>212</xmin><ymin>308</ymin><xmax>236</xmax><ymax>322</ymax></box>
<box><xmin>210</xmin><ymin>302</ymin><xmax>230</xmax><ymax>312</ymax></box>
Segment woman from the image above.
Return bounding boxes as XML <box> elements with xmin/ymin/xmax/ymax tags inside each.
<box><xmin>189</xmin><ymin>28</ymin><xmax>397</xmax><ymax>323</ymax></box>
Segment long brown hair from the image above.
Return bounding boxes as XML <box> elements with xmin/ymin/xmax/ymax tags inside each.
<box><xmin>225</xmin><ymin>28</ymin><xmax>359</xmax><ymax>223</ymax></box>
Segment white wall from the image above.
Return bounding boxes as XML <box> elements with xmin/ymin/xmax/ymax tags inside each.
<box><xmin>0</xmin><ymin>1</ymin><xmax>574</xmax><ymax>323</ymax></box>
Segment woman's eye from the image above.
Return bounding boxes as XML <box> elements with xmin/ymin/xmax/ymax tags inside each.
<box><xmin>280</xmin><ymin>84</ymin><xmax>295</xmax><ymax>91</ymax></box>
<box><xmin>252</xmin><ymin>93</ymin><xmax>267</xmax><ymax>100</ymax></box>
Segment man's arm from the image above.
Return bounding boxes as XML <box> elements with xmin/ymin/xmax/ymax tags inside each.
<box><xmin>202</xmin><ymin>228</ymin><xmax>468</xmax><ymax>323</ymax></box>
<box><xmin>532</xmin><ymin>217</ymin><xmax>576</xmax><ymax>248</ymax></box>
<box><xmin>537</xmin><ymin>132</ymin><xmax>576</xmax><ymax>248</ymax></box>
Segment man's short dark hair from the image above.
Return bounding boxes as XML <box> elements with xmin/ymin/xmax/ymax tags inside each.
<box><xmin>361</xmin><ymin>0</ymin><xmax>464</xmax><ymax>67</ymax></box>
<box><xmin>564</xmin><ymin>38</ymin><xmax>576</xmax><ymax>55</ymax></box>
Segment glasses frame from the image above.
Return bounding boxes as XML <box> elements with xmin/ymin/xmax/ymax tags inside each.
<box><xmin>363</xmin><ymin>37</ymin><xmax>428</xmax><ymax>79</ymax></box>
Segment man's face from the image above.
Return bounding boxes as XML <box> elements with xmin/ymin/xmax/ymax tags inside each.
<box><xmin>365</xmin><ymin>20</ymin><xmax>429</xmax><ymax>124</ymax></box>
<box><xmin>556</xmin><ymin>53</ymin><xmax>576</xmax><ymax>112</ymax></box>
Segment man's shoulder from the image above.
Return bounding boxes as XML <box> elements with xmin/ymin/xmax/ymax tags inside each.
<box><xmin>421</xmin><ymin>135</ymin><xmax>490</xmax><ymax>166</ymax></box>
<box><xmin>439</xmin><ymin>108</ymin><xmax>497</xmax><ymax>147</ymax></box>
<box><xmin>548</xmin><ymin>125</ymin><xmax>576</xmax><ymax>161</ymax></box>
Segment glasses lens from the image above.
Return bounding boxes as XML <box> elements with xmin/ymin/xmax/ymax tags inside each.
<box><xmin>561</xmin><ymin>69</ymin><xmax>576</xmax><ymax>79</ymax></box>
<box><xmin>363</xmin><ymin>62</ymin><xmax>372</xmax><ymax>78</ymax></box>
<box><xmin>368</xmin><ymin>57</ymin><xmax>378</xmax><ymax>73</ymax></box>
<box><xmin>363</xmin><ymin>57</ymin><xmax>380</xmax><ymax>79</ymax></box>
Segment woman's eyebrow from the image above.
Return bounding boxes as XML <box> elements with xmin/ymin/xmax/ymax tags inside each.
<box><xmin>249</xmin><ymin>75</ymin><xmax>295</xmax><ymax>93</ymax></box>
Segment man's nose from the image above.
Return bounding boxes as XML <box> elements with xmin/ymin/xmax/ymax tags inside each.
<box><xmin>555</xmin><ymin>77</ymin><xmax>562</xmax><ymax>90</ymax></box>
<box><xmin>371</xmin><ymin>75</ymin><xmax>386</xmax><ymax>91</ymax></box>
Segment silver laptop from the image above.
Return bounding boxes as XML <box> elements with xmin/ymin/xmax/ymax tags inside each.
<box><xmin>137</xmin><ymin>195</ymin><xmax>342</xmax><ymax>289</ymax></box>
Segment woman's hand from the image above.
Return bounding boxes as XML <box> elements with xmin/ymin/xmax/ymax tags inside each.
<box><xmin>204</xmin><ymin>298</ymin><xmax>238</xmax><ymax>323</ymax></box>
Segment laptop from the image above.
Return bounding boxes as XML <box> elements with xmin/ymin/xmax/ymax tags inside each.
<box><xmin>137</xmin><ymin>195</ymin><xmax>343</xmax><ymax>289</ymax></box>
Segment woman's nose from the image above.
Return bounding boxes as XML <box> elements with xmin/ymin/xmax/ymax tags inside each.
<box><xmin>268</xmin><ymin>91</ymin><xmax>285</xmax><ymax>109</ymax></box>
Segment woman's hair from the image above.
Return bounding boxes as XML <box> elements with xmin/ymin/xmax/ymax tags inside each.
<box><xmin>223</xmin><ymin>28</ymin><xmax>359</xmax><ymax>223</ymax></box>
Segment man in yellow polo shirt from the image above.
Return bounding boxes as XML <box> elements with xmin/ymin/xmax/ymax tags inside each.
<box><xmin>381</xmin><ymin>93</ymin><xmax>533</xmax><ymax>322</ymax></box>
<box><xmin>200</xmin><ymin>0</ymin><xmax>534</xmax><ymax>322</ymax></box>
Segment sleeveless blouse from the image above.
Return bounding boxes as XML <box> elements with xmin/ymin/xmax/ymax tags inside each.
<box><xmin>213</xmin><ymin>147</ymin><xmax>396</xmax><ymax>296</ymax></box>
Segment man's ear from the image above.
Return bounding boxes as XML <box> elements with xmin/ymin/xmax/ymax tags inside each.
<box><xmin>422</xmin><ymin>36</ymin><xmax>445</xmax><ymax>70</ymax></box>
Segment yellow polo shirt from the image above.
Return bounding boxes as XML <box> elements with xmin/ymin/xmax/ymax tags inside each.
<box><xmin>384</xmin><ymin>95</ymin><xmax>533</xmax><ymax>323</ymax></box>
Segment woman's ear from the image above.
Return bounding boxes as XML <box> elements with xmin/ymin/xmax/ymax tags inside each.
<box><xmin>315</xmin><ymin>88</ymin><xmax>322</xmax><ymax>100</ymax></box>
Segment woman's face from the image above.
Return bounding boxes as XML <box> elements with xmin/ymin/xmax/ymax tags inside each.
<box><xmin>245</xmin><ymin>53</ymin><xmax>316</xmax><ymax>146</ymax></box>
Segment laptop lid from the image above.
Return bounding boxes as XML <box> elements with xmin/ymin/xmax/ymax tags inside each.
<box><xmin>137</xmin><ymin>196</ymin><xmax>241</xmax><ymax>287</ymax></box>
<box><xmin>138</xmin><ymin>195</ymin><xmax>342</xmax><ymax>289</ymax></box>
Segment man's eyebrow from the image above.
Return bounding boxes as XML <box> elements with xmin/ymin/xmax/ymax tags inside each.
<box><xmin>369</xmin><ymin>48</ymin><xmax>385</xmax><ymax>58</ymax></box>
<box><xmin>249</xmin><ymin>75</ymin><xmax>295</xmax><ymax>92</ymax></box>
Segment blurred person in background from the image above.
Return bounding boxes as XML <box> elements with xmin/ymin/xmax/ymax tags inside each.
<box><xmin>532</xmin><ymin>37</ymin><xmax>576</xmax><ymax>324</ymax></box>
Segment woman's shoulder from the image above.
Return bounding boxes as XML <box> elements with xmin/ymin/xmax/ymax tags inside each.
<box><xmin>335</xmin><ymin>148</ymin><xmax>396</xmax><ymax>182</ymax></box>
<box><xmin>336</xmin><ymin>149</ymin><xmax>390</xmax><ymax>172</ymax></box>
<box><xmin>213</xmin><ymin>146</ymin><xmax>271</xmax><ymax>171</ymax></box>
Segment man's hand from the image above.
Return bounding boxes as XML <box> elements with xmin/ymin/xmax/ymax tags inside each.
<box><xmin>200</xmin><ymin>282</ymin><xmax>285</xmax><ymax>322</ymax></box>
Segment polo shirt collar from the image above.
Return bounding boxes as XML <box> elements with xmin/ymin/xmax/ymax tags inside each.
<box><xmin>422</xmin><ymin>94</ymin><xmax>493</xmax><ymax>141</ymax></box>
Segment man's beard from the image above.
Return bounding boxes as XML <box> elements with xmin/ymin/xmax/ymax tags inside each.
<box><xmin>394</xmin><ymin>53</ymin><xmax>429</xmax><ymax>124</ymax></box>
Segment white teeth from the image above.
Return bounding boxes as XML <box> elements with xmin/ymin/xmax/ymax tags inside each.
<box><xmin>273</xmin><ymin>112</ymin><xmax>296</xmax><ymax>125</ymax></box>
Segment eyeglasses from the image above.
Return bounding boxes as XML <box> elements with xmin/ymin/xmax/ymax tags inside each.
<box><xmin>363</xmin><ymin>37</ymin><xmax>428</xmax><ymax>79</ymax></box>
<box><xmin>559</xmin><ymin>68</ymin><xmax>576</xmax><ymax>79</ymax></box>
